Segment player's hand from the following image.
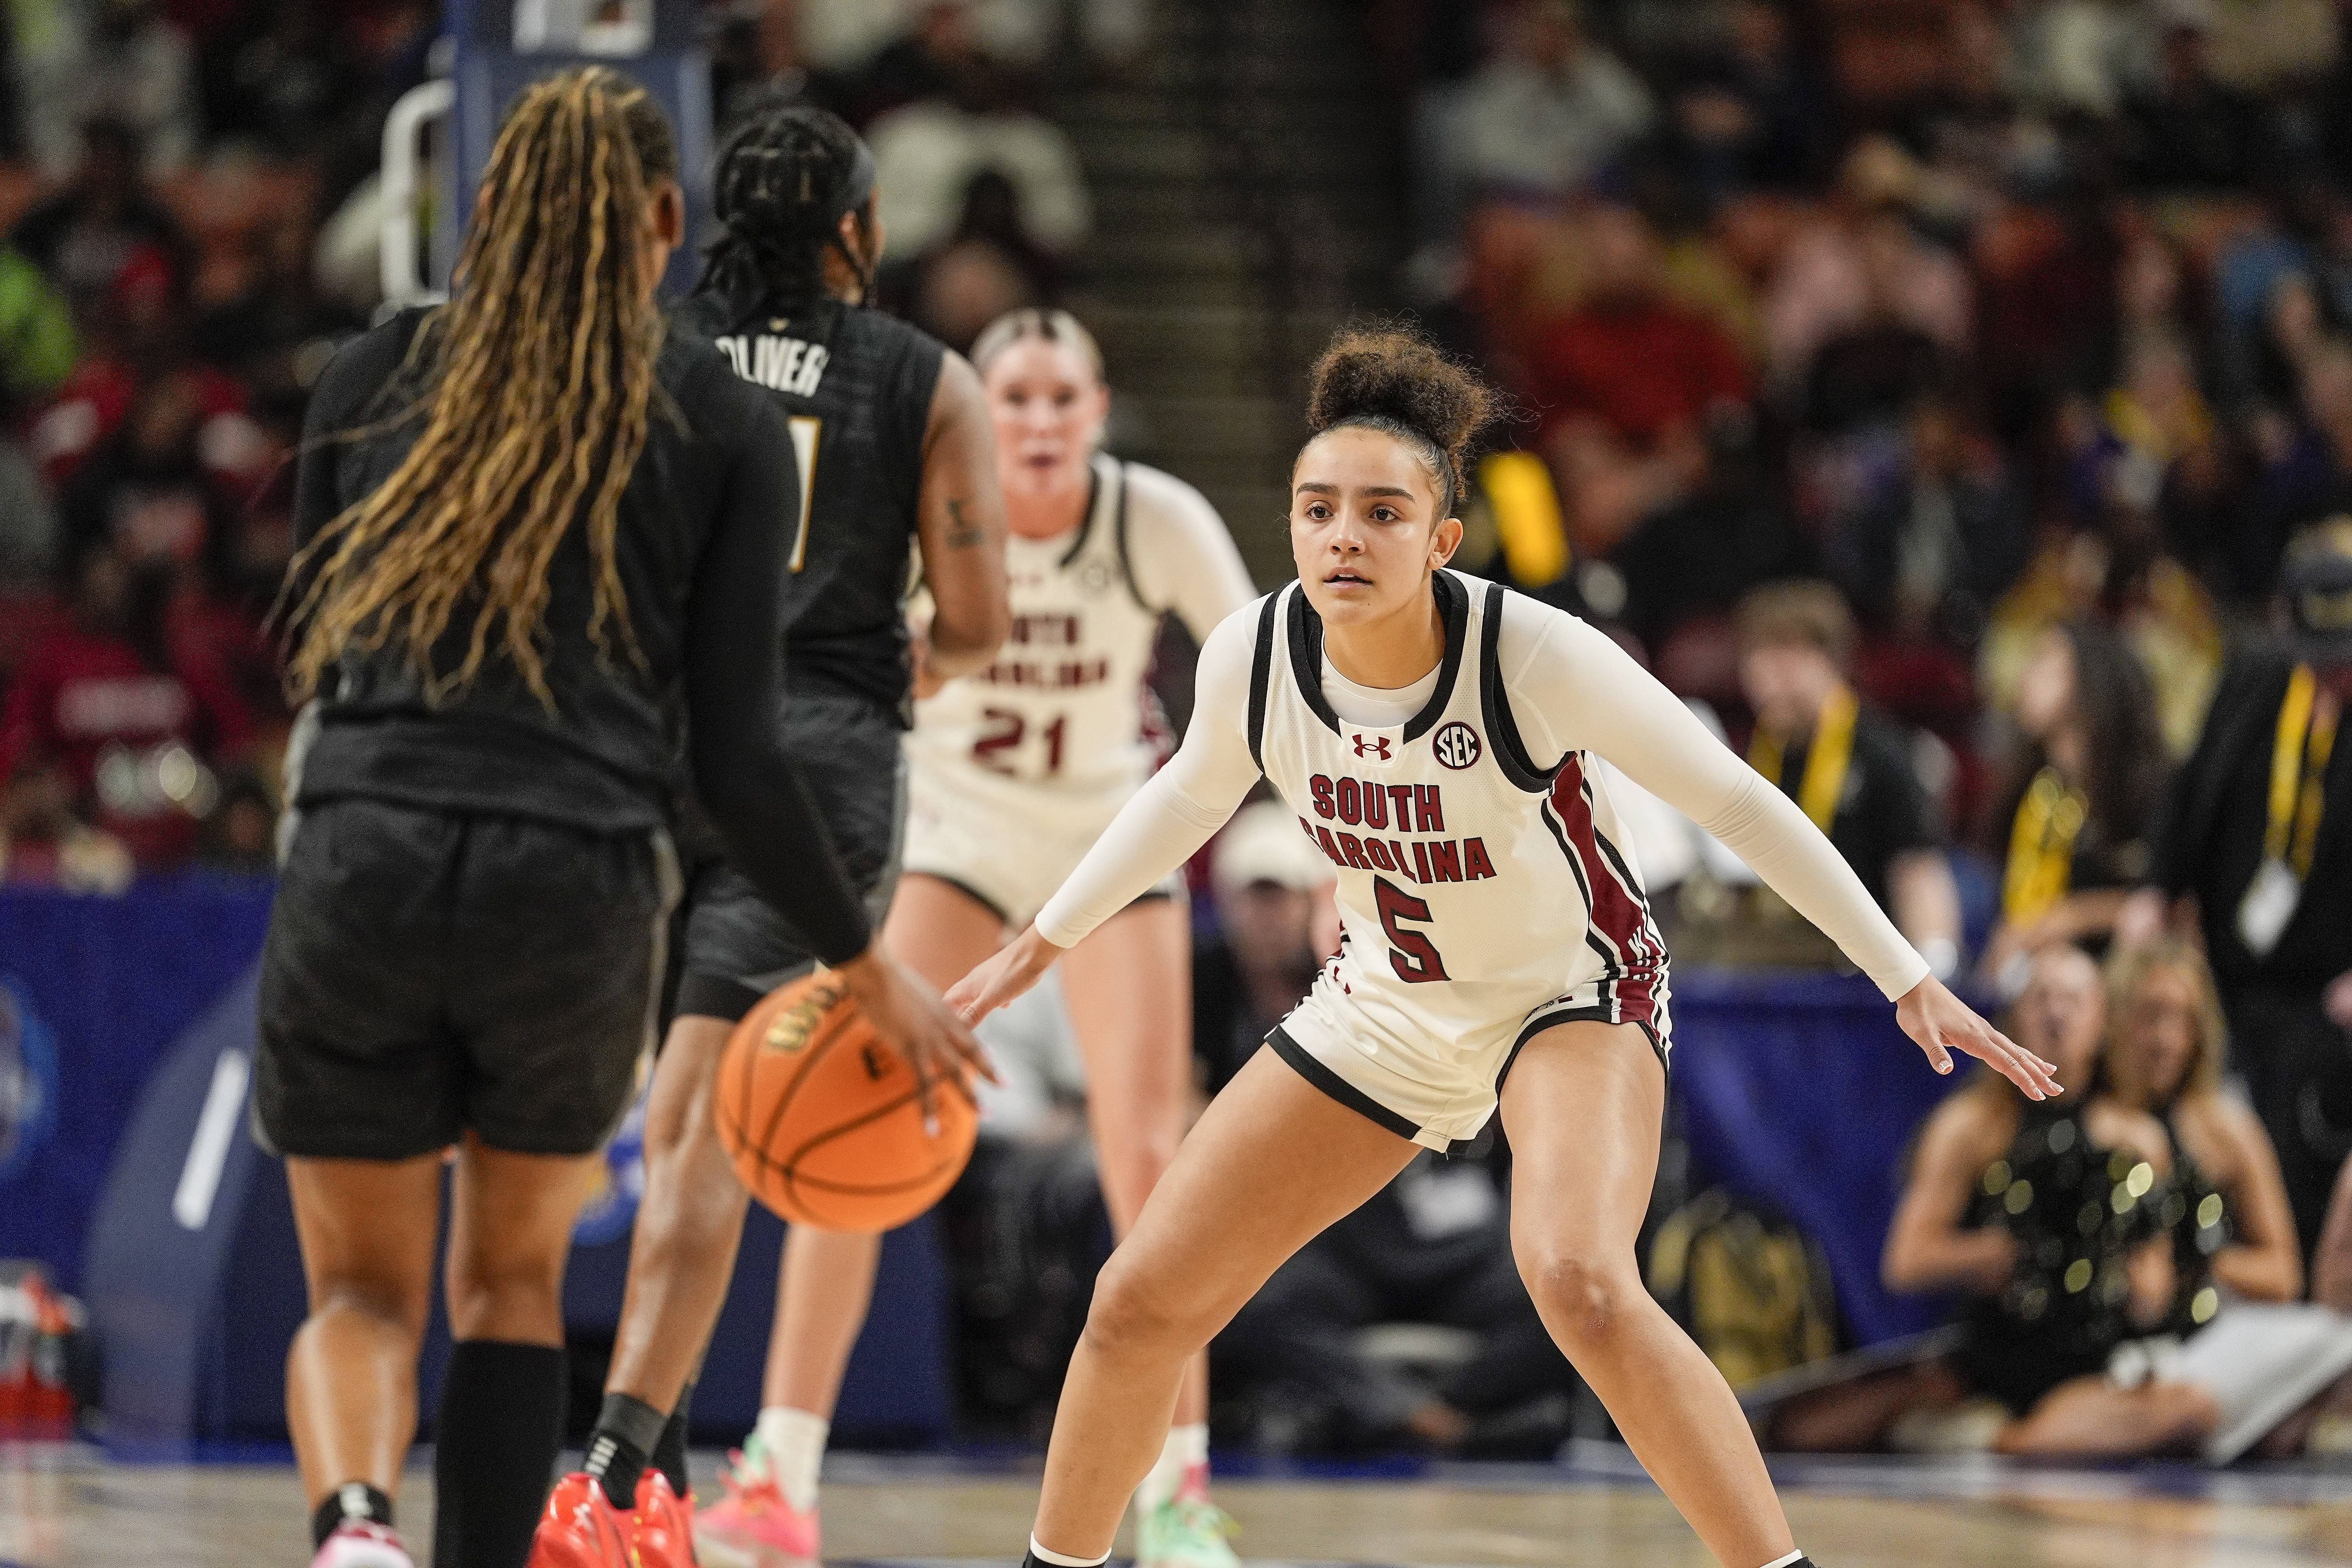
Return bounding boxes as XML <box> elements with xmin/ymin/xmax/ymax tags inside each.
<box><xmin>945</xmin><ymin>924</ymin><xmax>1064</xmax><ymax>1024</ymax></box>
<box><xmin>1895</xmin><ymin>973</ymin><xmax>2061</xmax><ymax>1100</ymax></box>
<box><xmin>833</xmin><ymin>946</ymin><xmax>998</xmax><ymax>1130</ymax></box>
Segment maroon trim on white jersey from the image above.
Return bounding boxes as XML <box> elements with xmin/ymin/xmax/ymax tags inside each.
<box><xmin>1541</xmin><ymin>752</ymin><xmax>1668</xmax><ymax>1040</ymax></box>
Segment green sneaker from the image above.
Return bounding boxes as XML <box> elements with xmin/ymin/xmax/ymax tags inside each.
<box><xmin>1136</xmin><ymin>1495</ymin><xmax>1240</xmax><ymax>1568</ymax></box>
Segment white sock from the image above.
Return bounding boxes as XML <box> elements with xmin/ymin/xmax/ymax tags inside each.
<box><xmin>1759</xmin><ymin>1552</ymin><xmax>1806</xmax><ymax>1568</ymax></box>
<box><xmin>753</xmin><ymin>1406</ymin><xmax>828</xmax><ymax>1514</ymax></box>
<box><xmin>1029</xmin><ymin>1536</ymin><xmax>1111</xmax><ymax>1567</ymax></box>
<box><xmin>1133</xmin><ymin>1422</ymin><xmax>1209</xmax><ymax>1512</ymax></box>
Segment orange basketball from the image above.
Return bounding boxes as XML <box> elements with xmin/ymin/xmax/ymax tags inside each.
<box><xmin>715</xmin><ymin>969</ymin><xmax>978</xmax><ymax>1232</ymax></box>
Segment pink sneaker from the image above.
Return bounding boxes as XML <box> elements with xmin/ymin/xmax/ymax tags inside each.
<box><xmin>693</xmin><ymin>1447</ymin><xmax>819</xmax><ymax>1566</ymax></box>
<box><xmin>311</xmin><ymin>1520</ymin><xmax>415</xmax><ymax>1568</ymax></box>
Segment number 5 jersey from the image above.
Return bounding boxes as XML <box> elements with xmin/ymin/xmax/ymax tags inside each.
<box><xmin>1032</xmin><ymin>569</ymin><xmax>1931</xmax><ymax>1152</ymax></box>
<box><xmin>901</xmin><ymin>454</ymin><xmax>1256</xmax><ymax>926</ymax></box>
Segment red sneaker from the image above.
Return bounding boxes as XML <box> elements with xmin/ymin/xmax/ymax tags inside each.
<box><xmin>525</xmin><ymin>1473</ymin><xmax>633</xmax><ymax>1568</ymax></box>
<box><xmin>630</xmin><ymin>1471</ymin><xmax>697</xmax><ymax>1568</ymax></box>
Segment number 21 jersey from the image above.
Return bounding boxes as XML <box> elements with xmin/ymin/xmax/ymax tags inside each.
<box><xmin>906</xmin><ymin>454</ymin><xmax>1247</xmax><ymax>821</ymax></box>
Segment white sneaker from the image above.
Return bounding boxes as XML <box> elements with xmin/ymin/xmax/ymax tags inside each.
<box><xmin>311</xmin><ymin>1520</ymin><xmax>416</xmax><ymax>1568</ymax></box>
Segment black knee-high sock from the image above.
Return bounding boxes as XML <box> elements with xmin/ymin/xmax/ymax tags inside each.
<box><xmin>584</xmin><ymin>1391</ymin><xmax>668</xmax><ymax>1510</ymax></box>
<box><xmin>652</xmin><ymin>1381</ymin><xmax>695</xmax><ymax>1501</ymax></box>
<box><xmin>432</xmin><ymin>1341</ymin><xmax>566</xmax><ymax>1568</ymax></box>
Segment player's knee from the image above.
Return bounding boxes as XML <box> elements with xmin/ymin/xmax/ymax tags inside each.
<box><xmin>443</xmin><ymin>1247</ymin><xmax>566</xmax><ymax>1339</ymax></box>
<box><xmin>1519</xmin><ymin>1246</ymin><xmax>1638</xmax><ymax>1355</ymax></box>
<box><xmin>311</xmin><ymin>1269</ymin><xmax>432</xmax><ymax>1341</ymax></box>
<box><xmin>1082</xmin><ymin>1252</ymin><xmax>1202</xmax><ymax>1362</ymax></box>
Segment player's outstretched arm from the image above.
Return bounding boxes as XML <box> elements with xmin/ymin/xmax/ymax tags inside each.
<box><xmin>1512</xmin><ymin>603</ymin><xmax>2061</xmax><ymax>1100</ymax></box>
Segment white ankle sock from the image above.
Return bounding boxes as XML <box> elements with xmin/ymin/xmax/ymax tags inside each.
<box><xmin>1133</xmin><ymin>1422</ymin><xmax>1209</xmax><ymax>1512</ymax></box>
<box><xmin>1029</xmin><ymin>1536</ymin><xmax>1111</xmax><ymax>1567</ymax></box>
<box><xmin>1759</xmin><ymin>1552</ymin><xmax>1806</xmax><ymax>1568</ymax></box>
<box><xmin>753</xmin><ymin>1406</ymin><xmax>828</xmax><ymax>1514</ymax></box>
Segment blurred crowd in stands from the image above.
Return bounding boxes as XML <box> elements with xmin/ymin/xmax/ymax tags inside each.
<box><xmin>1383</xmin><ymin>0</ymin><xmax>2349</xmax><ymax>934</ymax></box>
<box><xmin>1365</xmin><ymin>0</ymin><xmax>2352</xmax><ymax>1462</ymax></box>
<box><xmin>0</xmin><ymin>0</ymin><xmax>1101</xmax><ymax>889</ymax></box>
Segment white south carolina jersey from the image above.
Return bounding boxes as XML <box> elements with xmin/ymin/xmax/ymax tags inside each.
<box><xmin>902</xmin><ymin>453</ymin><xmax>1254</xmax><ymax>926</ymax></box>
<box><xmin>1249</xmin><ymin>570</ymin><xmax>1670</xmax><ymax>1149</ymax></box>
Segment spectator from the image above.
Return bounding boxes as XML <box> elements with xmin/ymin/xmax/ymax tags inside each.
<box><xmin>1734</xmin><ymin>581</ymin><xmax>1963</xmax><ymax>976</ymax></box>
<box><xmin>187</xmin><ymin>209</ymin><xmax>362</xmax><ymax>407</ymax></box>
<box><xmin>198</xmin><ymin>769</ymin><xmax>278</xmax><ymax>874</ymax></box>
<box><xmin>1788</xmin><ymin>944</ymin><xmax>2218</xmax><ymax>1456</ymax></box>
<box><xmin>1657</xmin><ymin>0</ymin><xmax>1829</xmax><ymax>202</ymax></box>
<box><xmin>2252</xmin><ymin>339</ymin><xmax>2352</xmax><ymax>601</ymax></box>
<box><xmin>9</xmin><ymin>118</ymin><xmax>194</xmax><ymax>320</ymax></box>
<box><xmin>2006</xmin><ymin>0</ymin><xmax>2151</xmax><ymax>119</ymax></box>
<box><xmin>56</xmin><ymin>368</ymin><xmax>244</xmax><ymax>591</ymax></box>
<box><xmin>1979</xmin><ymin>619</ymin><xmax>2168</xmax><ymax>989</ymax></box>
<box><xmin>2087</xmin><ymin>334</ymin><xmax>2231</xmax><ymax>584</ymax></box>
<box><xmin>15</xmin><ymin>0</ymin><xmax>199</xmax><ymax>178</ymax></box>
<box><xmin>896</xmin><ymin>169</ymin><xmax>1064</xmax><ymax>354</ymax></box>
<box><xmin>2101</xmin><ymin>938</ymin><xmax>2303</xmax><ymax>1319</ymax></box>
<box><xmin>1762</xmin><ymin>140</ymin><xmax>1972</xmax><ymax>402</ymax></box>
<box><xmin>1214</xmin><ymin>1150</ymin><xmax>1578</xmax><ymax>1458</ymax></box>
<box><xmin>198</xmin><ymin>0</ymin><xmax>365</xmax><ymax>160</ymax></box>
<box><xmin>2127</xmin><ymin>519</ymin><xmax>2352</xmax><ymax>1259</ymax></box>
<box><xmin>0</xmin><ymin>751</ymin><xmax>134</xmax><ymax>891</ymax></box>
<box><xmin>0</xmin><ymin>542</ymin><xmax>252</xmax><ymax>869</ymax></box>
<box><xmin>1421</xmin><ymin>0</ymin><xmax>1651</xmax><ymax>236</ymax></box>
<box><xmin>1192</xmin><ymin>802</ymin><xmax>1336</xmax><ymax>1096</ymax></box>
<box><xmin>1827</xmin><ymin>390</ymin><xmax>2029</xmax><ymax>652</ymax></box>
<box><xmin>2117</xmin><ymin>11</ymin><xmax>2266</xmax><ymax>193</ymax></box>
<box><xmin>866</xmin><ymin>56</ymin><xmax>1091</xmax><ymax>267</ymax></box>
<box><xmin>1526</xmin><ymin>203</ymin><xmax>1750</xmax><ymax>555</ymax></box>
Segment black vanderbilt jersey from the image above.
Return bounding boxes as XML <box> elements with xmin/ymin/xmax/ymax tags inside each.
<box><xmin>675</xmin><ymin>292</ymin><xmax>947</xmax><ymax>719</ymax></box>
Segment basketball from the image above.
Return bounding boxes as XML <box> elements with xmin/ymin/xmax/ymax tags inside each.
<box><xmin>715</xmin><ymin>969</ymin><xmax>978</xmax><ymax>1233</ymax></box>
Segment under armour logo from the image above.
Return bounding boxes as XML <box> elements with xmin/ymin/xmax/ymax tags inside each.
<box><xmin>1352</xmin><ymin>734</ymin><xmax>1392</xmax><ymax>760</ymax></box>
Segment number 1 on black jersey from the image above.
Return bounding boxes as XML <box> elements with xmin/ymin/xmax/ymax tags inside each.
<box><xmin>786</xmin><ymin>415</ymin><xmax>822</xmax><ymax>572</ymax></box>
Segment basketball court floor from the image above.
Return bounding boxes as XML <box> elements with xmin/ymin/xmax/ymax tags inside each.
<box><xmin>7</xmin><ymin>1444</ymin><xmax>2352</xmax><ymax>1567</ymax></box>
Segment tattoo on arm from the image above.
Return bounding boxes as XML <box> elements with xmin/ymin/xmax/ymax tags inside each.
<box><xmin>942</xmin><ymin>497</ymin><xmax>986</xmax><ymax>549</ymax></box>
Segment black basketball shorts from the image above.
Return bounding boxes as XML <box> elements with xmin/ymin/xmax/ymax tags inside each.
<box><xmin>673</xmin><ymin>691</ymin><xmax>906</xmax><ymax>1025</ymax></box>
<box><xmin>254</xmin><ymin>797</ymin><xmax>682</xmax><ymax>1160</ymax></box>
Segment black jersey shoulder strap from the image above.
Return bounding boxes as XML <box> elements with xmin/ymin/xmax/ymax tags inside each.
<box><xmin>1247</xmin><ymin>586</ymin><xmax>1283</xmax><ymax>775</ymax></box>
<box><xmin>1479</xmin><ymin>579</ymin><xmax>1559</xmax><ymax>794</ymax></box>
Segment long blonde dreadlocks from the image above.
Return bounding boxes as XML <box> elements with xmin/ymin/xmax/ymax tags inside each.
<box><xmin>284</xmin><ymin>66</ymin><xmax>678</xmax><ymax>708</ymax></box>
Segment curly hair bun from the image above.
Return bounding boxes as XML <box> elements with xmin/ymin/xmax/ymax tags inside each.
<box><xmin>1306</xmin><ymin>325</ymin><xmax>1498</xmax><ymax>481</ymax></box>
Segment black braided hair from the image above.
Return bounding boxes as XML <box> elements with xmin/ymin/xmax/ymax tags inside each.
<box><xmin>695</xmin><ymin>97</ymin><xmax>877</xmax><ymax>327</ymax></box>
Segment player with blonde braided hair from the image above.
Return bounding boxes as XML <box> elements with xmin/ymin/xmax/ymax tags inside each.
<box><xmin>259</xmin><ymin>69</ymin><xmax>980</xmax><ymax>1568</ymax></box>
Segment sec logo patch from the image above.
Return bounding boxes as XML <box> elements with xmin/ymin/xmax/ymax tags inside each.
<box><xmin>1433</xmin><ymin>721</ymin><xmax>1482</xmax><ymax>770</ymax></box>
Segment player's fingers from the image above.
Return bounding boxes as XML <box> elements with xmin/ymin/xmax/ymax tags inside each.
<box><xmin>1920</xmin><ymin>1029</ymin><xmax>1954</xmax><ymax>1076</ymax></box>
<box><xmin>912</xmin><ymin>1054</ymin><xmax>942</xmax><ymax>1137</ymax></box>
<box><xmin>949</xmin><ymin>1018</ymin><xmax>1002</xmax><ymax>1084</ymax></box>
<box><xmin>1984</xmin><ymin>1024</ymin><xmax>2060</xmax><ymax>1094</ymax></box>
<box><xmin>1983</xmin><ymin>1036</ymin><xmax>2048</xmax><ymax>1100</ymax></box>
